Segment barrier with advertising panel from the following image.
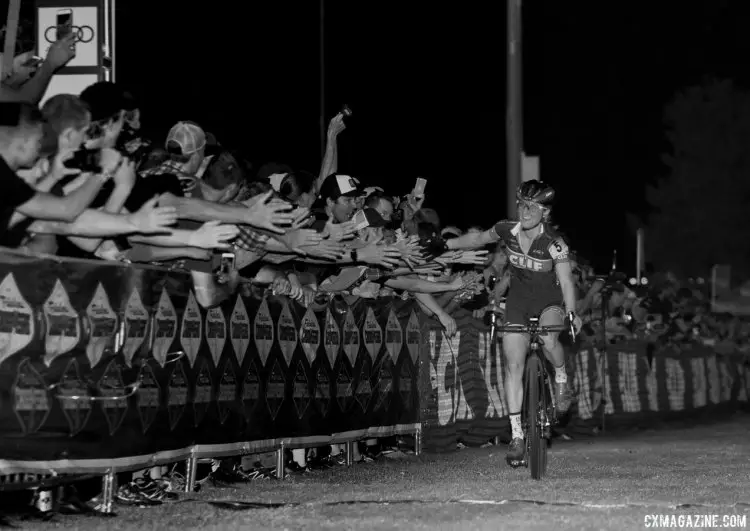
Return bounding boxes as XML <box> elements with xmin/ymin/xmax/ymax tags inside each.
<box><xmin>420</xmin><ymin>311</ymin><xmax>750</xmax><ymax>452</ymax></box>
<box><xmin>1</xmin><ymin>252</ymin><xmax>748</xmax><ymax>474</ymax></box>
<box><xmin>0</xmin><ymin>252</ymin><xmax>424</xmax><ymax>475</ymax></box>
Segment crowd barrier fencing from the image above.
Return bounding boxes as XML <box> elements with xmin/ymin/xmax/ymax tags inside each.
<box><xmin>0</xmin><ymin>251</ymin><xmax>748</xmax><ymax>511</ymax></box>
<box><xmin>0</xmin><ymin>251</ymin><xmax>427</xmax><ymax>511</ymax></box>
<box><xmin>421</xmin><ymin>310</ymin><xmax>750</xmax><ymax>452</ymax></box>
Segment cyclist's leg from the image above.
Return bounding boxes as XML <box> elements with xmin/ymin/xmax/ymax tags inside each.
<box><xmin>502</xmin><ymin>300</ymin><xmax>529</xmax><ymax>462</ymax></box>
<box><xmin>502</xmin><ymin>331</ymin><xmax>528</xmax><ymax>424</ymax></box>
<box><xmin>539</xmin><ymin>305</ymin><xmax>565</xmax><ymax>366</ymax></box>
<box><xmin>539</xmin><ymin>304</ymin><xmax>572</xmax><ymax>412</ymax></box>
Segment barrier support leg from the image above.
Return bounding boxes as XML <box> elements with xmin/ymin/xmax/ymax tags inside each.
<box><xmin>415</xmin><ymin>426</ymin><xmax>422</xmax><ymax>456</ymax></box>
<box><xmin>99</xmin><ymin>471</ymin><xmax>116</xmax><ymax>515</ymax></box>
<box><xmin>345</xmin><ymin>441</ymin><xmax>354</xmax><ymax>467</ymax></box>
<box><xmin>184</xmin><ymin>455</ymin><xmax>197</xmax><ymax>493</ymax></box>
<box><xmin>276</xmin><ymin>443</ymin><xmax>285</xmax><ymax>480</ymax></box>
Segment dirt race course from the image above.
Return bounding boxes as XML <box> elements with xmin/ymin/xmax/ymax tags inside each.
<box><xmin>5</xmin><ymin>414</ymin><xmax>750</xmax><ymax>530</ymax></box>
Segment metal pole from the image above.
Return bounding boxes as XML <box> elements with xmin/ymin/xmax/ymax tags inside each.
<box><xmin>276</xmin><ymin>442</ymin><xmax>285</xmax><ymax>480</ymax></box>
<box><xmin>600</xmin><ymin>290</ymin><xmax>609</xmax><ymax>434</ymax></box>
<box><xmin>1</xmin><ymin>0</ymin><xmax>21</xmax><ymax>81</ymax></box>
<box><xmin>345</xmin><ymin>441</ymin><xmax>354</xmax><ymax>467</ymax></box>
<box><xmin>319</xmin><ymin>0</ymin><xmax>326</xmax><ymax>159</ymax></box>
<box><xmin>110</xmin><ymin>0</ymin><xmax>116</xmax><ymax>82</ymax></box>
<box><xmin>100</xmin><ymin>471</ymin><xmax>116</xmax><ymax>514</ymax></box>
<box><xmin>506</xmin><ymin>0</ymin><xmax>523</xmax><ymax>218</ymax></box>
<box><xmin>184</xmin><ymin>454</ymin><xmax>197</xmax><ymax>493</ymax></box>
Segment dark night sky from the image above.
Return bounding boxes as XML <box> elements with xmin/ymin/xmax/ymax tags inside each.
<box><xmin>22</xmin><ymin>1</ymin><xmax>750</xmax><ymax>273</ymax></box>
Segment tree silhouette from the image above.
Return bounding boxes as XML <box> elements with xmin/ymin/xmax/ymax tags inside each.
<box><xmin>645</xmin><ymin>79</ymin><xmax>750</xmax><ymax>279</ymax></box>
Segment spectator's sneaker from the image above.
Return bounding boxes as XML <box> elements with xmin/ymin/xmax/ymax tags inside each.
<box><xmin>284</xmin><ymin>461</ymin><xmax>309</xmax><ymax>475</ymax></box>
<box><xmin>306</xmin><ymin>456</ymin><xmax>334</xmax><ymax>471</ymax></box>
<box><xmin>554</xmin><ymin>381</ymin><xmax>573</xmax><ymax>413</ymax></box>
<box><xmin>328</xmin><ymin>453</ymin><xmax>347</xmax><ymax>467</ymax></box>
<box><xmin>505</xmin><ymin>437</ymin><xmax>525</xmax><ymax>467</ymax></box>
<box><xmin>133</xmin><ymin>478</ymin><xmax>178</xmax><ymax>502</ymax></box>
<box><xmin>114</xmin><ymin>482</ymin><xmax>162</xmax><ymax>506</ymax></box>
<box><xmin>209</xmin><ymin>465</ymin><xmax>252</xmax><ymax>486</ymax></box>
<box><xmin>245</xmin><ymin>467</ymin><xmax>274</xmax><ymax>481</ymax></box>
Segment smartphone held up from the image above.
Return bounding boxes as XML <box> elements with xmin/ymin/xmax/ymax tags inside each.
<box><xmin>413</xmin><ymin>177</ymin><xmax>427</xmax><ymax>200</ymax></box>
<box><xmin>56</xmin><ymin>9</ymin><xmax>73</xmax><ymax>41</ymax></box>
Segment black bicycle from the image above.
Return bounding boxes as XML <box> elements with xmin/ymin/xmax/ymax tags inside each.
<box><xmin>495</xmin><ymin>316</ymin><xmax>575</xmax><ymax>479</ymax></box>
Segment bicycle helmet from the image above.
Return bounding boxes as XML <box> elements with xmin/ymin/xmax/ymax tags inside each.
<box><xmin>516</xmin><ymin>180</ymin><xmax>555</xmax><ymax>206</ymax></box>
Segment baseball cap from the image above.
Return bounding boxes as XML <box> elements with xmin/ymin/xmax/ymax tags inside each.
<box><xmin>441</xmin><ymin>226</ymin><xmax>462</xmax><ymax>239</ymax></box>
<box><xmin>319</xmin><ymin>173</ymin><xmax>361</xmax><ymax>199</ymax></box>
<box><xmin>166</xmin><ymin>121</ymin><xmax>206</xmax><ymax>156</ymax></box>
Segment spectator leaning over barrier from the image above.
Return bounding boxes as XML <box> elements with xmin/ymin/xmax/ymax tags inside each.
<box><xmin>11</xmin><ymin>95</ymin><xmax>176</xmax><ymax>255</ymax></box>
<box><xmin>364</xmin><ymin>191</ymin><xmax>396</xmax><ymax>227</ymax></box>
<box><xmin>71</xmin><ymin>110</ymin><xmax>298</xmax><ymax>249</ymax></box>
<box><xmin>0</xmin><ymin>102</ymin><xmax>119</xmax><ymax>247</ymax></box>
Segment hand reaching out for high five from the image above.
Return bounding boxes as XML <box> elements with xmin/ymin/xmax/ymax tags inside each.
<box><xmin>127</xmin><ymin>196</ymin><xmax>178</xmax><ymax>233</ymax></box>
<box><xmin>188</xmin><ymin>220</ymin><xmax>240</xmax><ymax>249</ymax></box>
<box><xmin>322</xmin><ymin>216</ymin><xmax>357</xmax><ymax>242</ymax></box>
<box><xmin>245</xmin><ymin>191</ymin><xmax>295</xmax><ymax>234</ymax></box>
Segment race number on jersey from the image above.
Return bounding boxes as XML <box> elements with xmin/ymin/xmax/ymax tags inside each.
<box><xmin>548</xmin><ymin>238</ymin><xmax>569</xmax><ymax>262</ymax></box>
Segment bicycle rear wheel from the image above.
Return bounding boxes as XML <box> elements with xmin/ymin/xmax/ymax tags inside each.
<box><xmin>525</xmin><ymin>354</ymin><xmax>547</xmax><ymax>479</ymax></box>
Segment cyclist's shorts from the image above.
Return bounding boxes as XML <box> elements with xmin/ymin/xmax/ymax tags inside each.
<box><xmin>505</xmin><ymin>295</ymin><xmax>564</xmax><ymax>328</ymax></box>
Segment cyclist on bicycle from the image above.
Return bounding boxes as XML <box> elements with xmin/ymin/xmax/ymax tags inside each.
<box><xmin>445</xmin><ymin>180</ymin><xmax>581</xmax><ymax>465</ymax></box>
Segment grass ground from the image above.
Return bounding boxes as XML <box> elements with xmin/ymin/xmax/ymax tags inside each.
<box><xmin>4</xmin><ymin>413</ymin><xmax>749</xmax><ymax>530</ymax></box>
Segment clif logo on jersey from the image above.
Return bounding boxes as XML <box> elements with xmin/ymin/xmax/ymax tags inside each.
<box><xmin>508</xmin><ymin>251</ymin><xmax>553</xmax><ymax>272</ymax></box>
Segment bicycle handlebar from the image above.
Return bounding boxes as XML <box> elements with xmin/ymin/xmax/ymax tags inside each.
<box><xmin>496</xmin><ymin>324</ymin><xmax>570</xmax><ymax>336</ymax></box>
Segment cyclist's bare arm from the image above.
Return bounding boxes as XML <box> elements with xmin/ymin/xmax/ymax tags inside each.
<box><xmin>556</xmin><ymin>262</ymin><xmax>577</xmax><ymax>315</ymax></box>
<box><xmin>446</xmin><ymin>227</ymin><xmax>500</xmax><ymax>250</ymax></box>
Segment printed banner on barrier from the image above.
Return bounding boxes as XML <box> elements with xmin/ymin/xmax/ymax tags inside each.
<box><xmin>420</xmin><ymin>310</ymin><xmax>750</xmax><ymax>451</ymax></box>
<box><xmin>0</xmin><ymin>253</ymin><xmax>422</xmax><ymax>470</ymax></box>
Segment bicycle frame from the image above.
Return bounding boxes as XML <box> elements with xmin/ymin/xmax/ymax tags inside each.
<box><xmin>497</xmin><ymin>316</ymin><xmax>572</xmax><ymax>479</ymax></box>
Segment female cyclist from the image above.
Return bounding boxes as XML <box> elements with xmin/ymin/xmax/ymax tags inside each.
<box><xmin>445</xmin><ymin>180</ymin><xmax>581</xmax><ymax>465</ymax></box>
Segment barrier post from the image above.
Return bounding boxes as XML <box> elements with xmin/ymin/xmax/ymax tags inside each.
<box><xmin>99</xmin><ymin>470</ymin><xmax>116</xmax><ymax>514</ymax></box>
<box><xmin>275</xmin><ymin>443</ymin><xmax>285</xmax><ymax>479</ymax></box>
<box><xmin>345</xmin><ymin>441</ymin><xmax>354</xmax><ymax>467</ymax></box>
<box><xmin>184</xmin><ymin>453</ymin><xmax>197</xmax><ymax>493</ymax></box>
<box><xmin>415</xmin><ymin>426</ymin><xmax>422</xmax><ymax>456</ymax></box>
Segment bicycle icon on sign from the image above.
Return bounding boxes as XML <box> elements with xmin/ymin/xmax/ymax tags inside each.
<box><xmin>43</xmin><ymin>25</ymin><xmax>94</xmax><ymax>44</ymax></box>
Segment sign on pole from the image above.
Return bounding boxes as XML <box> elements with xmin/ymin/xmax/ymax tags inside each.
<box><xmin>521</xmin><ymin>153</ymin><xmax>539</xmax><ymax>182</ymax></box>
<box><xmin>35</xmin><ymin>0</ymin><xmax>113</xmax><ymax>105</ymax></box>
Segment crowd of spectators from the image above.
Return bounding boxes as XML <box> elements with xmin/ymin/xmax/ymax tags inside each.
<box><xmin>1</xmin><ymin>33</ymin><xmax>747</xmax><ymax>510</ymax></box>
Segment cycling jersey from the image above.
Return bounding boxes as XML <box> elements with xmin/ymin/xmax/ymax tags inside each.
<box><xmin>491</xmin><ymin>220</ymin><xmax>570</xmax><ymax>325</ymax></box>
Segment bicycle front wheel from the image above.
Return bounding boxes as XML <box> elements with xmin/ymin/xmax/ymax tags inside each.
<box><xmin>525</xmin><ymin>354</ymin><xmax>547</xmax><ymax>480</ymax></box>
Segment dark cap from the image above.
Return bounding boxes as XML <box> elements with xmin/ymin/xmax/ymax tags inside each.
<box><xmin>319</xmin><ymin>173</ymin><xmax>361</xmax><ymax>199</ymax></box>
